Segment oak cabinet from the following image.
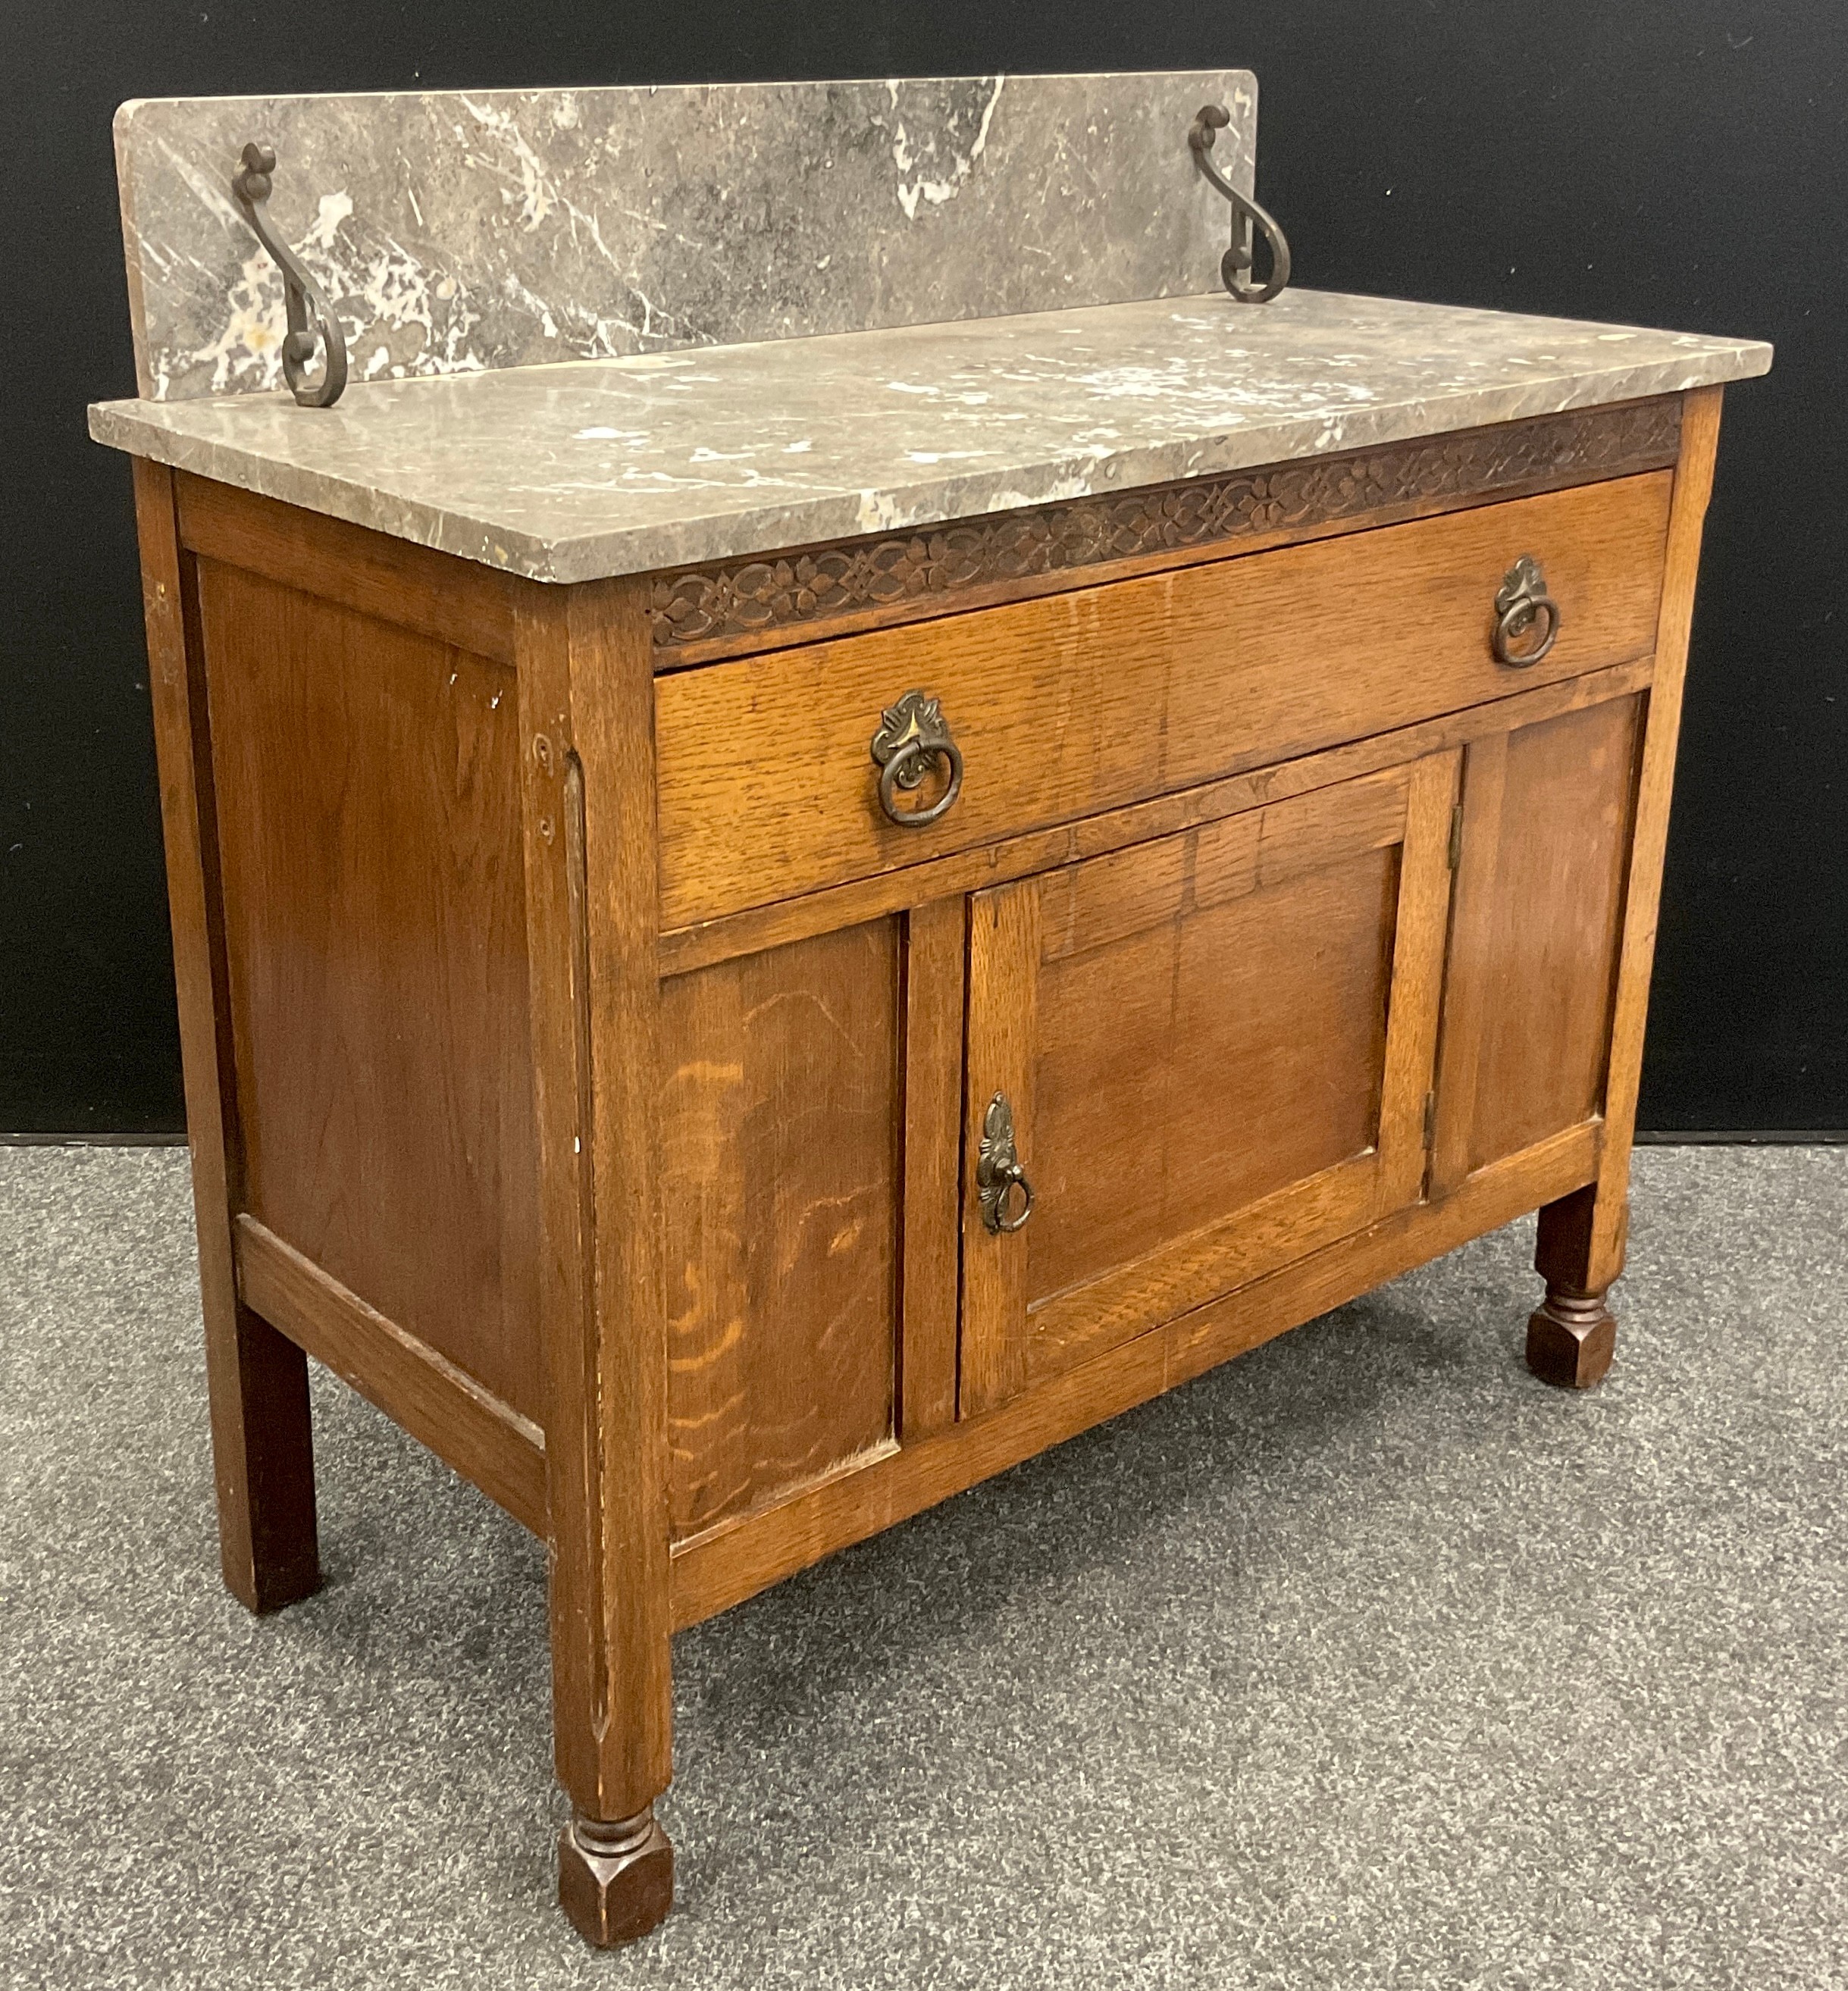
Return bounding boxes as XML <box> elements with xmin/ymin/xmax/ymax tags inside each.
<box><xmin>125</xmin><ymin>388</ymin><xmax>1724</xmax><ymax>1949</ymax></box>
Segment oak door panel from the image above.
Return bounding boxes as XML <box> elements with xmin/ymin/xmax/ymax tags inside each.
<box><xmin>1433</xmin><ymin>693</ymin><xmax>1645</xmax><ymax>1191</ymax></box>
<box><xmin>960</xmin><ymin>753</ymin><xmax>1459</xmax><ymax>1413</ymax></box>
<box><xmin>198</xmin><ymin>561</ymin><xmax>544</xmax><ymax>1425</ymax></box>
<box><xmin>654</xmin><ymin>474</ymin><xmax>1669</xmax><ymax>928</ymax></box>
<box><xmin>660</xmin><ymin>919</ymin><xmax>901</xmax><ymax>1539</ymax></box>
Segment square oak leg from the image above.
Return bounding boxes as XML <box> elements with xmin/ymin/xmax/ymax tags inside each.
<box><xmin>204</xmin><ymin>1298</ymin><xmax>321</xmax><ymax>1610</ymax></box>
<box><xmin>1524</xmin><ymin>393</ymin><xmax>1727</xmax><ymax>1396</ymax></box>
<box><xmin>518</xmin><ymin>575</ymin><xmax>676</xmax><ymax>1948</ymax></box>
<box><xmin>1529</xmin><ymin>1182</ymin><xmax>1623</xmax><ymax>1390</ymax></box>
<box><xmin>133</xmin><ymin>459</ymin><xmax>321</xmax><ymax>1612</ymax></box>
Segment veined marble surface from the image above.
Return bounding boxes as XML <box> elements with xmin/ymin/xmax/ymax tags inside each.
<box><xmin>113</xmin><ymin>73</ymin><xmax>1257</xmax><ymax>402</ymax></box>
<box><xmin>89</xmin><ymin>289</ymin><xmax>1772</xmax><ymax>584</ymax></box>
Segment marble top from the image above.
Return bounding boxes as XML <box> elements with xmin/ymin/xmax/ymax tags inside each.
<box><xmin>89</xmin><ymin>289</ymin><xmax>1771</xmax><ymax>584</ymax></box>
<box><xmin>111</xmin><ymin>73</ymin><xmax>1257</xmax><ymax>401</ymax></box>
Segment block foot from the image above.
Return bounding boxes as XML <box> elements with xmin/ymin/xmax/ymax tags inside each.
<box><xmin>558</xmin><ymin>1806</ymin><xmax>673</xmax><ymax>1947</ymax></box>
<box><xmin>1525</xmin><ymin>1283</ymin><xmax>1616</xmax><ymax>1389</ymax></box>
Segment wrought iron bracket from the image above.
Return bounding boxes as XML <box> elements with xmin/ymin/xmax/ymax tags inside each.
<box><xmin>230</xmin><ymin>142</ymin><xmax>349</xmax><ymax>408</ymax></box>
<box><xmin>1188</xmin><ymin>105</ymin><xmax>1292</xmax><ymax>305</ymax></box>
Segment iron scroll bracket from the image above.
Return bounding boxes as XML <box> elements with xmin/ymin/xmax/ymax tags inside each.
<box><xmin>1188</xmin><ymin>105</ymin><xmax>1292</xmax><ymax>305</ymax></box>
<box><xmin>230</xmin><ymin>142</ymin><xmax>349</xmax><ymax>408</ymax></box>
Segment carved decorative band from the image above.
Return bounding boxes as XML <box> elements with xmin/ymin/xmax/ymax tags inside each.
<box><xmin>650</xmin><ymin>397</ymin><xmax>1682</xmax><ymax>655</ymax></box>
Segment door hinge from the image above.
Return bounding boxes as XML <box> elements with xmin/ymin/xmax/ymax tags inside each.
<box><xmin>1447</xmin><ymin>800</ymin><xmax>1464</xmax><ymax>871</ymax></box>
<box><xmin>1423</xmin><ymin>1088</ymin><xmax>1437</xmax><ymax>1147</ymax></box>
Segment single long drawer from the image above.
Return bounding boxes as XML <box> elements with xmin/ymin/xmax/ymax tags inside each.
<box><xmin>654</xmin><ymin>470</ymin><xmax>1672</xmax><ymax>930</ymax></box>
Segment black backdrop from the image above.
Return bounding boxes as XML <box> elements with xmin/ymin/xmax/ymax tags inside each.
<box><xmin>3</xmin><ymin>3</ymin><xmax>1843</xmax><ymax>1137</ymax></box>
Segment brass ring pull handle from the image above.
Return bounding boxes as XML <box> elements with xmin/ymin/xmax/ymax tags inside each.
<box><xmin>976</xmin><ymin>1093</ymin><xmax>1034</xmax><ymax>1235</ymax></box>
<box><xmin>1492</xmin><ymin>556</ymin><xmax>1561</xmax><ymax>667</ymax></box>
<box><xmin>870</xmin><ymin>690</ymin><xmax>964</xmax><ymax>828</ymax></box>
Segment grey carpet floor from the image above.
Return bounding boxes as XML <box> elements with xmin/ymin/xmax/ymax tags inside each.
<box><xmin>1</xmin><ymin>1146</ymin><xmax>1843</xmax><ymax>1990</ymax></box>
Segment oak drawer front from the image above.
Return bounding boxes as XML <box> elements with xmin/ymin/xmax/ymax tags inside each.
<box><xmin>655</xmin><ymin>471</ymin><xmax>1672</xmax><ymax>930</ymax></box>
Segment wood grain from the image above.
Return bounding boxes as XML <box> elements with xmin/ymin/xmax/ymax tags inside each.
<box><xmin>1471</xmin><ymin>697</ymin><xmax>1644</xmax><ymax>1169</ymax></box>
<box><xmin>235</xmin><ymin>1215</ymin><xmax>547</xmax><ymax>1534</ymax></box>
<box><xmin>132</xmin><ymin>459</ymin><xmax>321</xmax><ymax>1615</ymax></box>
<box><xmin>656</xmin><ymin>657</ymin><xmax>1657</xmax><ymax>978</ymax></box>
<box><xmin>659</xmin><ymin>922</ymin><xmax>901</xmax><ymax>1538</ymax></box>
<box><xmin>669</xmin><ymin>1118</ymin><xmax>1602</xmax><ymax>1629</ymax></box>
<box><xmin>978</xmin><ymin>757</ymin><xmax>1455</xmax><ymax>1393</ymax></box>
<box><xmin>1029</xmin><ymin>831</ymin><xmax>1396</xmax><ymax>1299</ymax></box>
<box><xmin>957</xmin><ymin>881</ymin><xmax>1041</xmax><ymax>1417</ymax></box>
<box><xmin>514</xmin><ymin>575</ymin><xmax>674</xmax><ymax>1827</ymax></box>
<box><xmin>654</xmin><ymin>472</ymin><xmax>1673</xmax><ymax>928</ymax></box>
<box><xmin>897</xmin><ymin>898</ymin><xmax>966</xmax><ymax>1439</ymax></box>
<box><xmin>1377</xmin><ymin>753</ymin><xmax>1465</xmax><ymax>1209</ymax></box>
<box><xmin>176</xmin><ymin>471</ymin><xmax>520</xmax><ymax>663</ymax></box>
<box><xmin>1430</xmin><ymin>732</ymin><xmax>1511</xmax><ymax>1198</ymax></box>
<box><xmin>196</xmin><ymin>559</ymin><xmax>545</xmax><ymax>1426</ymax></box>
<box><xmin>1431</xmin><ymin>693</ymin><xmax>1644</xmax><ymax>1187</ymax></box>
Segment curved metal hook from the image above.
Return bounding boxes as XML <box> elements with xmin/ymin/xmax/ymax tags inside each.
<box><xmin>1188</xmin><ymin>105</ymin><xmax>1292</xmax><ymax>305</ymax></box>
<box><xmin>230</xmin><ymin>142</ymin><xmax>349</xmax><ymax>407</ymax></box>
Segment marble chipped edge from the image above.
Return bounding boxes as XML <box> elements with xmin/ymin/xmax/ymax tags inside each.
<box><xmin>87</xmin><ymin>339</ymin><xmax>1771</xmax><ymax>586</ymax></box>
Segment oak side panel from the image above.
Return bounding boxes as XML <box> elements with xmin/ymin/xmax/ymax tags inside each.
<box><xmin>898</xmin><ymin>898</ymin><xmax>967</xmax><ymax>1439</ymax></box>
<box><xmin>660</xmin><ymin>921</ymin><xmax>901</xmax><ymax>1539</ymax></box>
<box><xmin>176</xmin><ymin>471</ymin><xmax>519</xmax><ymax>663</ymax></box>
<box><xmin>655</xmin><ymin>472</ymin><xmax>1673</xmax><ymax>928</ymax></box>
<box><xmin>131</xmin><ymin>459</ymin><xmax>321</xmax><ymax>1614</ymax></box>
<box><xmin>196</xmin><ymin>560</ymin><xmax>544</xmax><ymax>1426</ymax></box>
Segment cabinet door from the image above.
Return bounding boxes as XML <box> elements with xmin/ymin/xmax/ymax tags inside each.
<box><xmin>659</xmin><ymin>919</ymin><xmax>903</xmax><ymax>1538</ymax></box>
<box><xmin>1430</xmin><ymin>692</ymin><xmax>1645</xmax><ymax>1192</ymax></box>
<box><xmin>959</xmin><ymin>753</ymin><xmax>1459</xmax><ymax>1415</ymax></box>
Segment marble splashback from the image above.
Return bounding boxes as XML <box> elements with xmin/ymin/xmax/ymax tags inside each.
<box><xmin>113</xmin><ymin>72</ymin><xmax>1258</xmax><ymax>402</ymax></box>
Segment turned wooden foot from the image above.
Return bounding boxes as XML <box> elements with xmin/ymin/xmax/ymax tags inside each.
<box><xmin>558</xmin><ymin>1807</ymin><xmax>674</xmax><ymax>1947</ymax></box>
<box><xmin>1525</xmin><ymin>1282</ymin><xmax>1616</xmax><ymax>1388</ymax></box>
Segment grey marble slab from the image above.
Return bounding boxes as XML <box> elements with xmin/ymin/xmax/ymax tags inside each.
<box><xmin>89</xmin><ymin>289</ymin><xmax>1771</xmax><ymax>584</ymax></box>
<box><xmin>113</xmin><ymin>73</ymin><xmax>1257</xmax><ymax>402</ymax></box>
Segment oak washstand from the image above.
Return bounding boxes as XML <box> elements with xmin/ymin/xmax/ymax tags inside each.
<box><xmin>92</xmin><ymin>73</ymin><xmax>1771</xmax><ymax>1946</ymax></box>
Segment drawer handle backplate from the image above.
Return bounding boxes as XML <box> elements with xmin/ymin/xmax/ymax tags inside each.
<box><xmin>976</xmin><ymin>1092</ymin><xmax>1035</xmax><ymax>1235</ymax></box>
<box><xmin>1492</xmin><ymin>555</ymin><xmax>1561</xmax><ymax>667</ymax></box>
<box><xmin>870</xmin><ymin>690</ymin><xmax>964</xmax><ymax>828</ymax></box>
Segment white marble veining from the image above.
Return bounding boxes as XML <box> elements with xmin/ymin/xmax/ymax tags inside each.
<box><xmin>89</xmin><ymin>289</ymin><xmax>1771</xmax><ymax>583</ymax></box>
<box><xmin>113</xmin><ymin>73</ymin><xmax>1258</xmax><ymax>401</ymax></box>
